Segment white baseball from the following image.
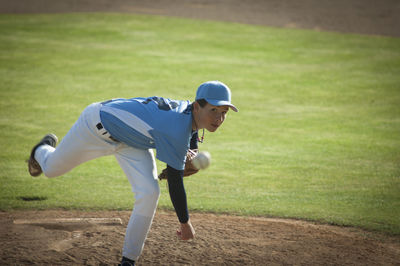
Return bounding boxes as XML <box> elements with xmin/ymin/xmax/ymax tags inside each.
<box><xmin>191</xmin><ymin>151</ymin><xmax>211</xmax><ymax>170</ymax></box>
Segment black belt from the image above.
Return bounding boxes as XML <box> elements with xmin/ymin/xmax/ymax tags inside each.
<box><xmin>96</xmin><ymin>123</ymin><xmax>120</xmax><ymax>142</ymax></box>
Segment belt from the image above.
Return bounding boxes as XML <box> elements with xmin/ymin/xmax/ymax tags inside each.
<box><xmin>96</xmin><ymin>123</ymin><xmax>120</xmax><ymax>142</ymax></box>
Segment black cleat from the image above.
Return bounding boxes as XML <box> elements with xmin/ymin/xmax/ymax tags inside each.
<box><xmin>119</xmin><ymin>257</ymin><xmax>135</xmax><ymax>266</ymax></box>
<box><xmin>28</xmin><ymin>133</ymin><xmax>58</xmax><ymax>177</ymax></box>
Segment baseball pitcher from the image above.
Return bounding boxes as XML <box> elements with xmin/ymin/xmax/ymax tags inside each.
<box><xmin>27</xmin><ymin>81</ymin><xmax>238</xmax><ymax>265</ymax></box>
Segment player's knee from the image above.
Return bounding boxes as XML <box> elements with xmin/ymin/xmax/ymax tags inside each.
<box><xmin>133</xmin><ymin>185</ymin><xmax>160</xmax><ymax>217</ymax></box>
<box><xmin>146</xmin><ymin>184</ymin><xmax>161</xmax><ymax>202</ymax></box>
<box><xmin>139</xmin><ymin>184</ymin><xmax>160</xmax><ymax>203</ymax></box>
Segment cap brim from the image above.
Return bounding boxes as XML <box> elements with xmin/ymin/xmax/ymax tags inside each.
<box><xmin>207</xmin><ymin>99</ymin><xmax>238</xmax><ymax>112</ymax></box>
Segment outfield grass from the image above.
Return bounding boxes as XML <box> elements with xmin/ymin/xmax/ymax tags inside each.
<box><xmin>0</xmin><ymin>13</ymin><xmax>399</xmax><ymax>234</ymax></box>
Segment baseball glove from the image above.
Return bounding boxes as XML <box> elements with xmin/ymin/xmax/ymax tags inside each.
<box><xmin>158</xmin><ymin>149</ymin><xmax>199</xmax><ymax>180</ymax></box>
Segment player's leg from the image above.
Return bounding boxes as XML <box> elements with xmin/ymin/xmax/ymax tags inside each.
<box><xmin>115</xmin><ymin>146</ymin><xmax>160</xmax><ymax>262</ymax></box>
<box><xmin>33</xmin><ymin>102</ymin><xmax>120</xmax><ymax>177</ymax></box>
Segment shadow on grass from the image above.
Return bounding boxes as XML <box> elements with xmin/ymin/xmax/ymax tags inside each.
<box><xmin>17</xmin><ymin>196</ymin><xmax>48</xmax><ymax>202</ymax></box>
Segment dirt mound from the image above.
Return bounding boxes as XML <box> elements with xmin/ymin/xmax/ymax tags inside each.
<box><xmin>1</xmin><ymin>210</ymin><xmax>399</xmax><ymax>265</ymax></box>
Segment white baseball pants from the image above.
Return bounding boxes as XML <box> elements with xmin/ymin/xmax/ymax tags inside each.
<box><xmin>34</xmin><ymin>102</ymin><xmax>160</xmax><ymax>261</ymax></box>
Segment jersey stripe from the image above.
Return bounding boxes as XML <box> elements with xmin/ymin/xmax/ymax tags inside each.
<box><xmin>101</xmin><ymin>106</ymin><xmax>154</xmax><ymax>139</ymax></box>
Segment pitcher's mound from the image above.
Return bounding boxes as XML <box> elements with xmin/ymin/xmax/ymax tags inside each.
<box><xmin>1</xmin><ymin>210</ymin><xmax>399</xmax><ymax>265</ymax></box>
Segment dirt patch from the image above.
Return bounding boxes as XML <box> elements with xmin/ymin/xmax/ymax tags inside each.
<box><xmin>0</xmin><ymin>210</ymin><xmax>399</xmax><ymax>265</ymax></box>
<box><xmin>0</xmin><ymin>0</ymin><xmax>399</xmax><ymax>37</ymax></box>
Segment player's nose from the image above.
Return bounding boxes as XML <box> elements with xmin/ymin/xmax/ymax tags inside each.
<box><xmin>215</xmin><ymin>113</ymin><xmax>224</xmax><ymax>124</ymax></box>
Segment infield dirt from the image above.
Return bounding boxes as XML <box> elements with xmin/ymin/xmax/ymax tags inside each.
<box><xmin>1</xmin><ymin>210</ymin><xmax>399</xmax><ymax>265</ymax></box>
<box><xmin>1</xmin><ymin>0</ymin><xmax>399</xmax><ymax>265</ymax></box>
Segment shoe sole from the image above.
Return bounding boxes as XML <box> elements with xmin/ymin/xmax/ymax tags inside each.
<box><xmin>28</xmin><ymin>133</ymin><xmax>58</xmax><ymax>177</ymax></box>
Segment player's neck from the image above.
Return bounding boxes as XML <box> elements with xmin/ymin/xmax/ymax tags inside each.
<box><xmin>192</xmin><ymin>114</ymin><xmax>200</xmax><ymax>131</ymax></box>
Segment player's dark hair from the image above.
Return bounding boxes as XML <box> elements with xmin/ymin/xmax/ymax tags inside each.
<box><xmin>196</xmin><ymin>99</ymin><xmax>207</xmax><ymax>108</ymax></box>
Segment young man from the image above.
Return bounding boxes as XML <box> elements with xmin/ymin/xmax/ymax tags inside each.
<box><xmin>28</xmin><ymin>80</ymin><xmax>238</xmax><ymax>265</ymax></box>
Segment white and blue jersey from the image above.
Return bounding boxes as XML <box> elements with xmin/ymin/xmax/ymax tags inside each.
<box><xmin>99</xmin><ymin>97</ymin><xmax>194</xmax><ymax>170</ymax></box>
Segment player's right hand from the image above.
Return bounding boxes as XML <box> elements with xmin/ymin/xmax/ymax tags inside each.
<box><xmin>177</xmin><ymin>219</ymin><xmax>195</xmax><ymax>240</ymax></box>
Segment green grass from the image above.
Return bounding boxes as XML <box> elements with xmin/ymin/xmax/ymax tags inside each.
<box><xmin>0</xmin><ymin>13</ymin><xmax>399</xmax><ymax>234</ymax></box>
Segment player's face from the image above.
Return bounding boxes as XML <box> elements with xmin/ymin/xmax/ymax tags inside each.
<box><xmin>195</xmin><ymin>103</ymin><xmax>229</xmax><ymax>132</ymax></box>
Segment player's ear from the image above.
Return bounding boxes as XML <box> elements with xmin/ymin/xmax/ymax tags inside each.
<box><xmin>192</xmin><ymin>101</ymin><xmax>200</xmax><ymax>112</ymax></box>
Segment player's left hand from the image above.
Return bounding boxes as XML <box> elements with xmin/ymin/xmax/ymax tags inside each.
<box><xmin>183</xmin><ymin>149</ymin><xmax>199</xmax><ymax>176</ymax></box>
<box><xmin>158</xmin><ymin>149</ymin><xmax>199</xmax><ymax>180</ymax></box>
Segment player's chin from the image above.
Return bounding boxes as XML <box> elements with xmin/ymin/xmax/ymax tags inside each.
<box><xmin>207</xmin><ymin>124</ymin><xmax>220</xmax><ymax>132</ymax></box>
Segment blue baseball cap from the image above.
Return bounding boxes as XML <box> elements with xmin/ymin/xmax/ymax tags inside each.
<box><xmin>195</xmin><ymin>81</ymin><xmax>238</xmax><ymax>112</ymax></box>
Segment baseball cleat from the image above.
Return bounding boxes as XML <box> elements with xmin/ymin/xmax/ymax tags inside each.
<box><xmin>119</xmin><ymin>257</ymin><xmax>135</xmax><ymax>266</ymax></box>
<box><xmin>28</xmin><ymin>133</ymin><xmax>58</xmax><ymax>177</ymax></box>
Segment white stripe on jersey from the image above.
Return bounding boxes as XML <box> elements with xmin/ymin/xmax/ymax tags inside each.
<box><xmin>101</xmin><ymin>106</ymin><xmax>154</xmax><ymax>139</ymax></box>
